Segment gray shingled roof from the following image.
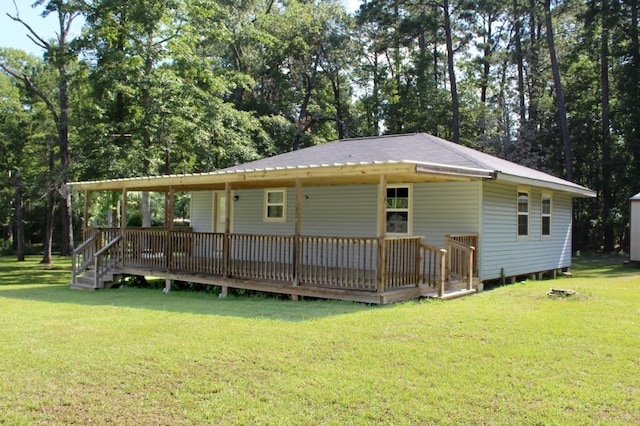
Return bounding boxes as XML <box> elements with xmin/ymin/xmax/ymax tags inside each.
<box><xmin>222</xmin><ymin>133</ymin><xmax>594</xmax><ymax>196</ymax></box>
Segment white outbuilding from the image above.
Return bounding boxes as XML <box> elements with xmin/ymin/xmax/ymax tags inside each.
<box><xmin>631</xmin><ymin>192</ymin><xmax>640</xmax><ymax>262</ymax></box>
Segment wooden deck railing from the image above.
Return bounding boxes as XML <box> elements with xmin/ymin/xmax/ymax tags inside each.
<box><xmin>230</xmin><ymin>234</ymin><xmax>295</xmax><ymax>281</ymax></box>
<box><xmin>445</xmin><ymin>235</ymin><xmax>476</xmax><ymax>290</ymax></box>
<box><xmin>94</xmin><ymin>236</ymin><xmax>122</xmax><ymax>287</ymax></box>
<box><xmin>77</xmin><ymin>228</ymin><xmax>478</xmax><ymax>294</ymax></box>
<box><xmin>72</xmin><ymin>233</ymin><xmax>100</xmax><ymax>285</ymax></box>
<box><xmin>298</xmin><ymin>236</ymin><xmax>379</xmax><ymax>290</ymax></box>
<box><xmin>446</xmin><ymin>234</ymin><xmax>478</xmax><ymax>276</ymax></box>
<box><xmin>418</xmin><ymin>242</ymin><xmax>447</xmax><ymax>297</ymax></box>
<box><xmin>385</xmin><ymin>237</ymin><xmax>421</xmax><ymax>289</ymax></box>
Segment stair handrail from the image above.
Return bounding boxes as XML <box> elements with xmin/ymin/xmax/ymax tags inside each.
<box><xmin>444</xmin><ymin>236</ymin><xmax>476</xmax><ymax>290</ymax></box>
<box><xmin>72</xmin><ymin>233</ymin><xmax>99</xmax><ymax>285</ymax></box>
<box><xmin>94</xmin><ymin>235</ymin><xmax>123</xmax><ymax>288</ymax></box>
<box><xmin>418</xmin><ymin>240</ymin><xmax>447</xmax><ymax>297</ymax></box>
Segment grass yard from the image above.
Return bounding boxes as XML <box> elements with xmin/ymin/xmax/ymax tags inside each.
<box><xmin>0</xmin><ymin>255</ymin><xmax>639</xmax><ymax>425</ymax></box>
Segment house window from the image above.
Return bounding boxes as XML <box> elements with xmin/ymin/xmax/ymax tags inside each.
<box><xmin>541</xmin><ymin>194</ymin><xmax>552</xmax><ymax>237</ymax></box>
<box><xmin>386</xmin><ymin>186</ymin><xmax>411</xmax><ymax>234</ymax></box>
<box><xmin>517</xmin><ymin>190</ymin><xmax>529</xmax><ymax>237</ymax></box>
<box><xmin>264</xmin><ymin>189</ymin><xmax>286</xmax><ymax>222</ymax></box>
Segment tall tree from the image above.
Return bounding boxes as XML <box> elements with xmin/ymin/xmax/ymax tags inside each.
<box><xmin>0</xmin><ymin>49</ymin><xmax>55</xmax><ymax>261</ymax></box>
<box><xmin>1</xmin><ymin>0</ymin><xmax>81</xmax><ymax>259</ymax></box>
<box><xmin>544</xmin><ymin>0</ymin><xmax>573</xmax><ymax>180</ymax></box>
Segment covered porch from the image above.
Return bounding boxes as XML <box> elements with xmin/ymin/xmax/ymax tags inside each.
<box><xmin>69</xmin><ymin>161</ymin><xmax>486</xmax><ymax>304</ymax></box>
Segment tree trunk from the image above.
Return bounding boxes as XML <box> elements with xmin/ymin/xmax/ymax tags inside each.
<box><xmin>544</xmin><ymin>0</ymin><xmax>573</xmax><ymax>180</ymax></box>
<box><xmin>293</xmin><ymin>60</ymin><xmax>318</xmax><ymax>151</ymax></box>
<box><xmin>331</xmin><ymin>74</ymin><xmax>347</xmax><ymax>139</ymax></box>
<box><xmin>57</xmin><ymin>10</ymin><xmax>73</xmax><ymax>257</ymax></box>
<box><xmin>628</xmin><ymin>0</ymin><xmax>640</xmax><ymax>189</ymax></box>
<box><xmin>373</xmin><ymin>52</ymin><xmax>380</xmax><ymax>135</ymax></box>
<box><xmin>41</xmin><ymin>142</ymin><xmax>56</xmax><ymax>265</ymax></box>
<box><xmin>514</xmin><ymin>0</ymin><xmax>527</xmax><ymax>125</ymax></box>
<box><xmin>141</xmin><ymin>35</ymin><xmax>154</xmax><ymax>227</ymax></box>
<box><xmin>527</xmin><ymin>0</ymin><xmax>540</xmax><ymax>127</ymax></box>
<box><xmin>14</xmin><ymin>170</ymin><xmax>25</xmax><ymax>262</ymax></box>
<box><xmin>480</xmin><ymin>14</ymin><xmax>492</xmax><ymax>105</ymax></box>
<box><xmin>600</xmin><ymin>0</ymin><xmax>613</xmax><ymax>251</ymax></box>
<box><xmin>443</xmin><ymin>0</ymin><xmax>460</xmax><ymax>143</ymax></box>
<box><xmin>141</xmin><ymin>191</ymin><xmax>151</xmax><ymax>227</ymax></box>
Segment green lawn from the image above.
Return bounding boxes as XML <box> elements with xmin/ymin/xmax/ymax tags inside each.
<box><xmin>0</xmin><ymin>255</ymin><xmax>639</xmax><ymax>425</ymax></box>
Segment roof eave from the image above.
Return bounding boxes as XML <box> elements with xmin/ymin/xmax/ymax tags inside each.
<box><xmin>413</xmin><ymin>161</ymin><xmax>496</xmax><ymax>180</ymax></box>
<box><xmin>497</xmin><ymin>172</ymin><xmax>596</xmax><ymax>197</ymax></box>
<box><xmin>68</xmin><ymin>161</ymin><xmax>423</xmax><ymax>192</ymax></box>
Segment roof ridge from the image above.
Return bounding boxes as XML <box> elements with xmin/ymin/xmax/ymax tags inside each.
<box><xmin>424</xmin><ymin>134</ymin><xmax>493</xmax><ymax>171</ymax></box>
<box><xmin>338</xmin><ymin>133</ymin><xmax>419</xmax><ymax>142</ymax></box>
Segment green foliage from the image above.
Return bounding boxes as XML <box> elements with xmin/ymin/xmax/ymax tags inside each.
<box><xmin>3</xmin><ymin>0</ymin><xmax>640</xmax><ymax>251</ymax></box>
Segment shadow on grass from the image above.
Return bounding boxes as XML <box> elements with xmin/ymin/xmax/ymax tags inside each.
<box><xmin>0</xmin><ymin>257</ymin><xmax>381</xmax><ymax>322</ymax></box>
<box><xmin>571</xmin><ymin>254</ymin><xmax>640</xmax><ymax>278</ymax></box>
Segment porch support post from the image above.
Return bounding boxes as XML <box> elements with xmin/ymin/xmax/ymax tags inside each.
<box><xmin>121</xmin><ymin>188</ymin><xmax>127</xmax><ymax>232</ymax></box>
<box><xmin>121</xmin><ymin>188</ymin><xmax>127</xmax><ymax>264</ymax></box>
<box><xmin>377</xmin><ymin>174</ymin><xmax>387</xmax><ymax>293</ymax></box>
<box><xmin>293</xmin><ymin>178</ymin><xmax>302</xmax><ymax>287</ymax></box>
<box><xmin>438</xmin><ymin>249</ymin><xmax>447</xmax><ymax>298</ymax></box>
<box><xmin>166</xmin><ymin>186</ymin><xmax>175</xmax><ymax>230</ymax></box>
<box><xmin>83</xmin><ymin>189</ymin><xmax>89</xmax><ymax>241</ymax></box>
<box><xmin>467</xmin><ymin>247</ymin><xmax>474</xmax><ymax>290</ymax></box>
<box><xmin>223</xmin><ymin>182</ymin><xmax>231</xmax><ymax>277</ymax></box>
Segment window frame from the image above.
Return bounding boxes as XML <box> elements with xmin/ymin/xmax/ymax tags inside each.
<box><xmin>541</xmin><ymin>193</ymin><xmax>552</xmax><ymax>238</ymax></box>
<box><xmin>385</xmin><ymin>184</ymin><xmax>413</xmax><ymax>236</ymax></box>
<box><xmin>517</xmin><ymin>188</ymin><xmax>530</xmax><ymax>239</ymax></box>
<box><xmin>263</xmin><ymin>188</ymin><xmax>287</xmax><ymax>222</ymax></box>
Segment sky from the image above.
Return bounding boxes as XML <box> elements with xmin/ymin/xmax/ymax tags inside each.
<box><xmin>0</xmin><ymin>0</ymin><xmax>362</xmax><ymax>58</ymax></box>
<box><xmin>0</xmin><ymin>1</ymin><xmax>62</xmax><ymax>56</ymax></box>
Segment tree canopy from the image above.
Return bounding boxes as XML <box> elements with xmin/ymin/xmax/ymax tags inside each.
<box><xmin>1</xmin><ymin>0</ymin><xmax>637</xmax><ymax>256</ymax></box>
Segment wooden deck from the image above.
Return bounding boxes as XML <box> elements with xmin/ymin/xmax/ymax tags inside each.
<box><xmin>72</xmin><ymin>228</ymin><xmax>478</xmax><ymax>304</ymax></box>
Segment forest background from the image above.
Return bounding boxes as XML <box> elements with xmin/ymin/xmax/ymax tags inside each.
<box><xmin>0</xmin><ymin>0</ymin><xmax>636</xmax><ymax>263</ymax></box>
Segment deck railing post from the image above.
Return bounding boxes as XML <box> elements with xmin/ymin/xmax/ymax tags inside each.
<box><xmin>223</xmin><ymin>233</ymin><xmax>231</xmax><ymax>277</ymax></box>
<box><xmin>414</xmin><ymin>238</ymin><xmax>421</xmax><ymax>287</ymax></box>
<box><xmin>72</xmin><ymin>250</ymin><xmax>78</xmax><ymax>284</ymax></box>
<box><xmin>166</xmin><ymin>230</ymin><xmax>172</xmax><ymax>272</ymax></box>
<box><xmin>377</xmin><ymin>238</ymin><xmax>387</xmax><ymax>293</ymax></box>
<box><xmin>293</xmin><ymin>179</ymin><xmax>302</xmax><ymax>286</ymax></box>
<box><xmin>438</xmin><ymin>249</ymin><xmax>447</xmax><ymax>298</ymax></box>
<box><xmin>467</xmin><ymin>247</ymin><xmax>475</xmax><ymax>290</ymax></box>
<box><xmin>94</xmin><ymin>256</ymin><xmax>100</xmax><ymax>289</ymax></box>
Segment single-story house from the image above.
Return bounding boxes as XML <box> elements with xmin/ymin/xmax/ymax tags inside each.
<box><xmin>69</xmin><ymin>133</ymin><xmax>595</xmax><ymax>303</ymax></box>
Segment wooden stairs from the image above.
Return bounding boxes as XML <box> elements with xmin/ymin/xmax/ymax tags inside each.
<box><xmin>70</xmin><ymin>267</ymin><xmax>121</xmax><ymax>290</ymax></box>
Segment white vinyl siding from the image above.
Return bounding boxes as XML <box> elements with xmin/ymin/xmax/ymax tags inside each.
<box><xmin>232</xmin><ymin>185</ymin><xmax>379</xmax><ymax>237</ymax></box>
<box><xmin>481</xmin><ymin>181</ymin><xmax>571</xmax><ymax>280</ymax></box>
<box><xmin>300</xmin><ymin>185</ymin><xmax>378</xmax><ymax>237</ymax></box>
<box><xmin>189</xmin><ymin>191</ymin><xmax>214</xmax><ymax>233</ymax></box>
<box><xmin>191</xmin><ymin>179</ymin><xmax>575</xmax><ymax>283</ymax></box>
<box><xmin>412</xmin><ymin>181</ymin><xmax>481</xmax><ymax>248</ymax></box>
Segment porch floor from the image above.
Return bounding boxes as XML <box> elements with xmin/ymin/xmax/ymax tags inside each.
<box><xmin>74</xmin><ymin>264</ymin><xmax>477</xmax><ymax>304</ymax></box>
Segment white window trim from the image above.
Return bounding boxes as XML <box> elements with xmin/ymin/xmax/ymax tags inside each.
<box><xmin>517</xmin><ymin>188</ymin><xmax>530</xmax><ymax>240</ymax></box>
<box><xmin>263</xmin><ymin>188</ymin><xmax>287</xmax><ymax>222</ymax></box>
<box><xmin>541</xmin><ymin>192</ymin><xmax>552</xmax><ymax>239</ymax></box>
<box><xmin>385</xmin><ymin>184</ymin><xmax>413</xmax><ymax>236</ymax></box>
